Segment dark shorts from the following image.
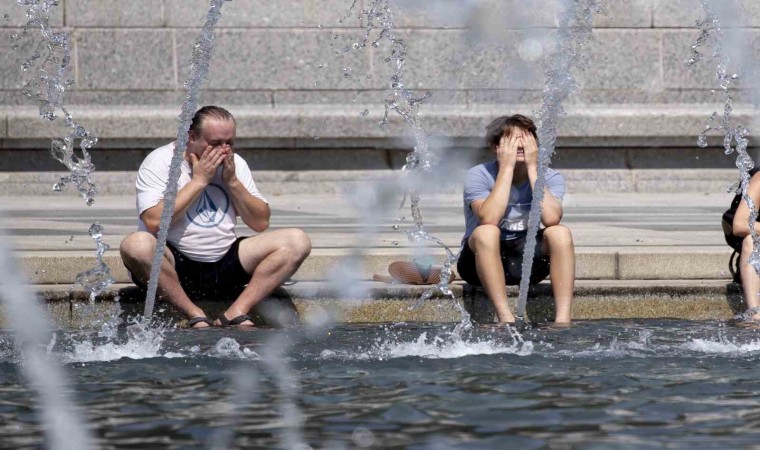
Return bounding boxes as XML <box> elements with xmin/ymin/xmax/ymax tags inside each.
<box><xmin>134</xmin><ymin>237</ymin><xmax>251</xmax><ymax>303</ymax></box>
<box><xmin>457</xmin><ymin>230</ymin><xmax>550</xmax><ymax>286</ymax></box>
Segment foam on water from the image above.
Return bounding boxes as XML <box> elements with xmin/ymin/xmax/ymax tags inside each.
<box><xmin>207</xmin><ymin>337</ymin><xmax>261</xmax><ymax>360</ymax></box>
<box><xmin>60</xmin><ymin>324</ymin><xmax>167</xmax><ymax>363</ymax></box>
<box><xmin>681</xmin><ymin>336</ymin><xmax>760</xmax><ymax>355</ymax></box>
<box><xmin>321</xmin><ymin>331</ymin><xmax>532</xmax><ymax>361</ymax></box>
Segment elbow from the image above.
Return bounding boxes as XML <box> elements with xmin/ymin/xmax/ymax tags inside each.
<box><xmin>542</xmin><ymin>212</ymin><xmax>563</xmax><ymax>228</ymax></box>
<box><xmin>251</xmin><ymin>218</ymin><xmax>269</xmax><ymax>233</ymax></box>
<box><xmin>734</xmin><ymin>224</ymin><xmax>750</xmax><ymax>238</ymax></box>
<box><xmin>144</xmin><ymin>219</ymin><xmax>160</xmax><ymax>235</ymax></box>
<box><xmin>542</xmin><ymin>216</ymin><xmax>562</xmax><ymax>228</ymax></box>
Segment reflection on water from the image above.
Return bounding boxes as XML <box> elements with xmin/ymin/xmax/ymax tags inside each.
<box><xmin>1</xmin><ymin>320</ymin><xmax>760</xmax><ymax>448</ymax></box>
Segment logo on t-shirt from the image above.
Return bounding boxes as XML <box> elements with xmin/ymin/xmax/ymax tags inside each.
<box><xmin>187</xmin><ymin>183</ymin><xmax>230</xmax><ymax>228</ymax></box>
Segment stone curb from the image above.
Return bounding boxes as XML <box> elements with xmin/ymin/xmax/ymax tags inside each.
<box><xmin>23</xmin><ymin>279</ymin><xmax>744</xmax><ymax>329</ymax></box>
<box><xmin>17</xmin><ymin>248</ymin><xmax>734</xmax><ymax>285</ymax></box>
<box><xmin>3</xmin><ymin>104</ymin><xmax>757</xmax><ymax>140</ymax></box>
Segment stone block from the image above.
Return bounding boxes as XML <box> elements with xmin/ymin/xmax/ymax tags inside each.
<box><xmin>393</xmin><ymin>0</ymin><xmax>562</xmax><ymax>29</ymax></box>
<box><xmin>654</xmin><ymin>0</ymin><xmax>760</xmax><ymax>28</ymax></box>
<box><xmin>75</xmin><ymin>30</ymin><xmax>175</xmax><ymax>90</ymax></box>
<box><xmin>628</xmin><ymin>148</ymin><xmax>734</xmax><ymax>169</ymax></box>
<box><xmin>576</xmin><ymin>30</ymin><xmax>662</xmax><ymax>90</ymax></box>
<box><xmin>576</xmin><ymin>252</ymin><xmax>618</xmax><ymax>279</ymax></box>
<box><xmin>376</xmin><ymin>29</ymin><xmax>549</xmax><ymax>91</ymax></box>
<box><xmin>0</xmin><ymin>4</ymin><xmax>63</xmax><ymax>27</ymax></box>
<box><xmin>633</xmin><ymin>168</ymin><xmax>738</xmax><ymax>193</ymax></box>
<box><xmin>164</xmin><ymin>0</ymin><xmax>358</xmax><ymax>28</ymax></box>
<box><xmin>274</xmin><ymin>89</ymin><xmax>466</xmax><ymax>105</ymax></box>
<box><xmin>595</xmin><ymin>0</ymin><xmax>653</xmax><ymax>28</ymax></box>
<box><xmin>65</xmin><ymin>0</ymin><xmax>165</xmax><ymax>27</ymax></box>
<box><xmin>662</xmin><ymin>29</ymin><xmax>760</xmax><ymax>90</ymax></box>
<box><xmin>176</xmin><ymin>29</ymin><xmax>373</xmax><ymax>90</ymax></box>
<box><xmin>0</xmin><ymin>30</ymin><xmax>52</xmax><ymax>91</ymax></box>
<box><xmin>561</xmin><ymin>169</ymin><xmax>634</xmax><ymax>193</ymax></box>
<box><xmin>618</xmin><ymin>249</ymin><xmax>731</xmax><ymax>279</ymax></box>
<box><xmin>8</xmin><ymin>107</ymin><xmax>180</xmax><ymax>139</ymax></box>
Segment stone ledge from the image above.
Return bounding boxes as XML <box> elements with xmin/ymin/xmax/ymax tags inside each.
<box><xmin>2</xmin><ymin>104</ymin><xmax>756</xmax><ymax>140</ymax></box>
<box><xmin>16</xmin><ymin>247</ymin><xmax>734</xmax><ymax>285</ymax></box>
<box><xmin>0</xmin><ymin>168</ymin><xmax>740</xmax><ymax>196</ymax></box>
<box><xmin>21</xmin><ymin>279</ymin><xmax>745</xmax><ymax>329</ymax></box>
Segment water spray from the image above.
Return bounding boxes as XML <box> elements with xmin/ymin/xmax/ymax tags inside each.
<box><xmin>143</xmin><ymin>0</ymin><xmax>231</xmax><ymax>320</ymax></box>
<box><xmin>515</xmin><ymin>0</ymin><xmax>602</xmax><ymax>325</ymax></box>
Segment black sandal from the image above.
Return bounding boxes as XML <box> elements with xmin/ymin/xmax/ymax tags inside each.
<box><xmin>188</xmin><ymin>316</ymin><xmax>213</xmax><ymax>328</ymax></box>
<box><xmin>218</xmin><ymin>314</ymin><xmax>254</xmax><ymax>327</ymax></box>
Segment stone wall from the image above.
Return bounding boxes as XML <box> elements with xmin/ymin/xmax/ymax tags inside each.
<box><xmin>1</xmin><ymin>0</ymin><xmax>760</xmax><ymax>183</ymax></box>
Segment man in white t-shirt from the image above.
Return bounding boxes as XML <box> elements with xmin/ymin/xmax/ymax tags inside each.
<box><xmin>457</xmin><ymin>114</ymin><xmax>575</xmax><ymax>326</ymax></box>
<box><xmin>120</xmin><ymin>106</ymin><xmax>311</xmax><ymax>328</ymax></box>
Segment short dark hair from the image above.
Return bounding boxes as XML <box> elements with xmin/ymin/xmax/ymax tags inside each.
<box><xmin>189</xmin><ymin>105</ymin><xmax>236</xmax><ymax>136</ymax></box>
<box><xmin>485</xmin><ymin>114</ymin><xmax>538</xmax><ymax>150</ymax></box>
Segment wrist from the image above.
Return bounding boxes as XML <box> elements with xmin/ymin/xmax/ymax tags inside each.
<box><xmin>189</xmin><ymin>177</ymin><xmax>209</xmax><ymax>189</ymax></box>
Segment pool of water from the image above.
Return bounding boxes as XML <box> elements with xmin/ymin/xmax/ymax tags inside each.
<box><xmin>1</xmin><ymin>319</ymin><xmax>760</xmax><ymax>449</ymax></box>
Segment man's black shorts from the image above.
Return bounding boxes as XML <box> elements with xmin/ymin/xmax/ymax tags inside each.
<box><xmin>134</xmin><ymin>237</ymin><xmax>251</xmax><ymax>302</ymax></box>
<box><xmin>457</xmin><ymin>229</ymin><xmax>550</xmax><ymax>286</ymax></box>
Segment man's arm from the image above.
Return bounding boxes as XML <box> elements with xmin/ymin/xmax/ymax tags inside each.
<box><xmin>523</xmin><ymin>134</ymin><xmax>563</xmax><ymax>227</ymax></box>
<box><xmin>472</xmin><ymin>133</ymin><xmax>519</xmax><ymax>224</ymax></box>
<box><xmin>733</xmin><ymin>174</ymin><xmax>760</xmax><ymax>237</ymax></box>
<box><xmin>222</xmin><ymin>152</ymin><xmax>270</xmax><ymax>232</ymax></box>
<box><xmin>140</xmin><ymin>146</ymin><xmax>227</xmax><ymax>234</ymax></box>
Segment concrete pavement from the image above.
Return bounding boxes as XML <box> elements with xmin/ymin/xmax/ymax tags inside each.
<box><xmin>0</xmin><ymin>186</ymin><xmax>748</xmax><ymax>325</ymax></box>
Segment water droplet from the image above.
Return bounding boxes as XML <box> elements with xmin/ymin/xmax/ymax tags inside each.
<box><xmin>697</xmin><ymin>134</ymin><xmax>708</xmax><ymax>148</ymax></box>
<box><xmin>392</xmin><ymin>242</ymin><xmax>399</xmax><ymax>246</ymax></box>
<box><xmin>342</xmin><ymin>67</ymin><xmax>352</xmax><ymax>78</ymax></box>
<box><xmin>360</xmin><ymin>109</ymin><xmax>369</xmax><ymax>117</ymax></box>
<box><xmin>52</xmin><ymin>183</ymin><xmax>63</xmax><ymax>192</ymax></box>
<box><xmin>313</xmin><ymin>136</ymin><xmax>320</xmax><ymax>140</ymax></box>
<box><xmin>392</xmin><ymin>225</ymin><xmax>399</xmax><ymax>230</ymax></box>
<box><xmin>318</xmin><ymin>24</ymin><xmax>323</xmax><ymax>29</ymax></box>
<box><xmin>3</xmin><ymin>13</ymin><xmax>10</xmax><ymax>21</ymax></box>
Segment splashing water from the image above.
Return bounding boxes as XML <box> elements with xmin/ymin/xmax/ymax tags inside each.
<box><xmin>321</xmin><ymin>328</ymin><xmax>531</xmax><ymax>361</ymax></box>
<box><xmin>690</xmin><ymin>0</ymin><xmax>760</xmax><ymax>279</ymax></box>
<box><xmin>0</xmin><ymin>232</ymin><xmax>94</xmax><ymax>448</ymax></box>
<box><xmin>75</xmin><ymin>222</ymin><xmax>115</xmax><ymax>302</ymax></box>
<box><xmin>516</xmin><ymin>0</ymin><xmax>603</xmax><ymax>322</ymax></box>
<box><xmin>15</xmin><ymin>0</ymin><xmax>98</xmax><ymax>205</ymax></box>
<box><xmin>342</xmin><ymin>1</ymin><xmax>468</xmax><ymax>330</ymax></box>
<box><xmin>143</xmin><ymin>0</ymin><xmax>231</xmax><ymax>319</ymax></box>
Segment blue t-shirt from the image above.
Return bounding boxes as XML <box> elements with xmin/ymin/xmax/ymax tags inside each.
<box><xmin>462</xmin><ymin>162</ymin><xmax>565</xmax><ymax>245</ymax></box>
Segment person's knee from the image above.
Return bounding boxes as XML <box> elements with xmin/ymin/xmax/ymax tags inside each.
<box><xmin>284</xmin><ymin>228</ymin><xmax>311</xmax><ymax>261</ymax></box>
<box><xmin>120</xmin><ymin>232</ymin><xmax>156</xmax><ymax>262</ymax></box>
<box><xmin>544</xmin><ymin>224</ymin><xmax>573</xmax><ymax>248</ymax></box>
<box><xmin>469</xmin><ymin>225</ymin><xmax>500</xmax><ymax>250</ymax></box>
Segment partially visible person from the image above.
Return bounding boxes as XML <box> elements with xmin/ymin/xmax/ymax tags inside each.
<box><xmin>726</xmin><ymin>168</ymin><xmax>760</xmax><ymax>321</ymax></box>
<box><xmin>120</xmin><ymin>106</ymin><xmax>311</xmax><ymax>328</ymax></box>
<box><xmin>457</xmin><ymin>114</ymin><xmax>575</xmax><ymax>325</ymax></box>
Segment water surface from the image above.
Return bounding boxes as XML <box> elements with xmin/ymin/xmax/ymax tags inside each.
<box><xmin>1</xmin><ymin>320</ymin><xmax>759</xmax><ymax>449</ymax></box>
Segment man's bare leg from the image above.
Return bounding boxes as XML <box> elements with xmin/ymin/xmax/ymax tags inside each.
<box><xmin>542</xmin><ymin>224</ymin><xmax>574</xmax><ymax>325</ymax></box>
<box><xmin>218</xmin><ymin>228</ymin><xmax>312</xmax><ymax>326</ymax></box>
<box><xmin>469</xmin><ymin>225</ymin><xmax>515</xmax><ymax>324</ymax></box>
<box><xmin>119</xmin><ymin>232</ymin><xmax>210</xmax><ymax>328</ymax></box>
<box><xmin>740</xmin><ymin>235</ymin><xmax>760</xmax><ymax>321</ymax></box>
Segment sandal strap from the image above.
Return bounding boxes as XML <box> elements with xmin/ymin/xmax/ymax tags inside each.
<box><xmin>188</xmin><ymin>316</ymin><xmax>213</xmax><ymax>327</ymax></box>
<box><xmin>219</xmin><ymin>314</ymin><xmax>252</xmax><ymax>326</ymax></box>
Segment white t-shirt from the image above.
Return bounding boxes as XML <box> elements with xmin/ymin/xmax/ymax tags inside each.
<box><xmin>136</xmin><ymin>142</ymin><xmax>268</xmax><ymax>263</ymax></box>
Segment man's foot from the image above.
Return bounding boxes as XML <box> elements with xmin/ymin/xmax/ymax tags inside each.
<box><xmin>188</xmin><ymin>316</ymin><xmax>213</xmax><ymax>329</ymax></box>
<box><xmin>215</xmin><ymin>313</ymin><xmax>255</xmax><ymax>327</ymax></box>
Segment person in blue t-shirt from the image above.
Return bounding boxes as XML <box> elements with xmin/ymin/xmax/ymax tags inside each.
<box><xmin>457</xmin><ymin>114</ymin><xmax>575</xmax><ymax>325</ymax></box>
